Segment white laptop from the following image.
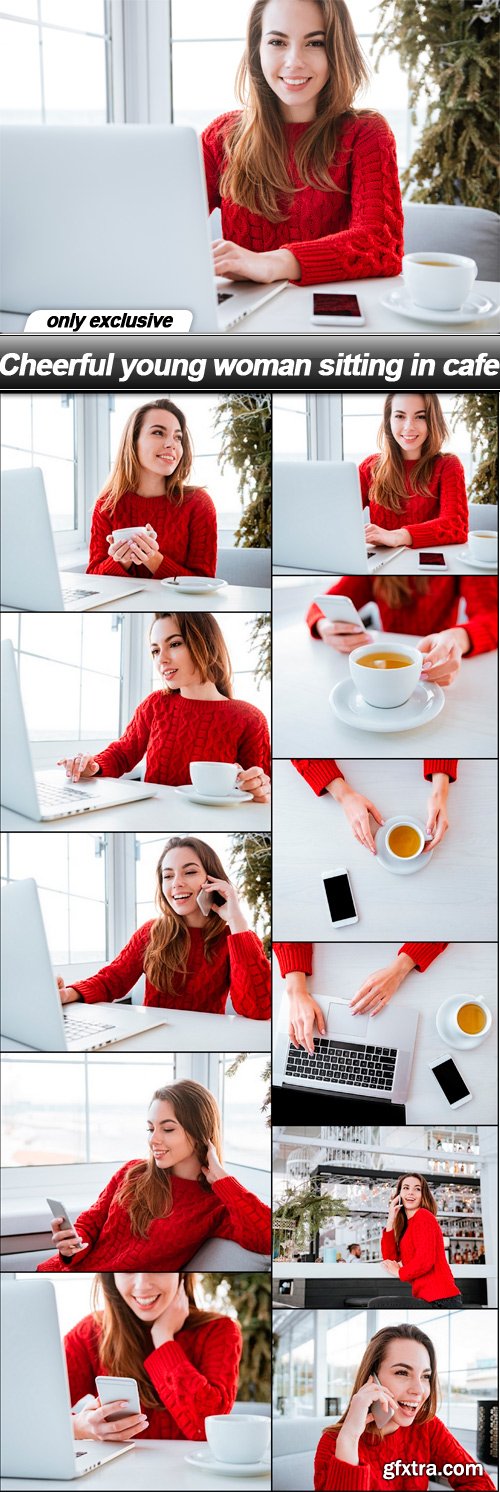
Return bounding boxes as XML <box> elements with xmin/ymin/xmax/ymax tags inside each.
<box><xmin>273</xmin><ymin>461</ymin><xmax>406</xmax><ymax>573</ymax></box>
<box><xmin>0</xmin><ymin>125</ymin><xmax>287</xmax><ymax>333</ymax></box>
<box><xmin>1</xmin><ymin>467</ymin><xmax>145</xmax><ymax>611</ymax></box>
<box><xmin>1</xmin><ymin>639</ymin><xmax>156</xmax><ymax>821</ymax></box>
<box><xmin>1</xmin><ymin>1278</ymin><xmax>133</xmax><ymax>1479</ymax></box>
<box><xmin>274</xmin><ymin>997</ymin><xmax>418</xmax><ymax>1104</ymax></box>
<box><xmin>1</xmin><ymin>879</ymin><xmax>168</xmax><ymax>1051</ymax></box>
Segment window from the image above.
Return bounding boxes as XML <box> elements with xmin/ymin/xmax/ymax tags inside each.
<box><xmin>148</xmin><ymin>611</ymin><xmax>271</xmax><ymax>718</ymax></box>
<box><xmin>1</xmin><ymin>1053</ymin><xmax>177</xmax><ymax>1166</ymax></box>
<box><xmin>1</xmin><ymin>832</ymin><xmax>107</xmax><ymax>964</ymax></box>
<box><xmin>218</xmin><ymin>1053</ymin><xmax>269</xmax><ymax>1172</ymax></box>
<box><xmin>1</xmin><ymin>393</ymin><xmax>81</xmax><ymax>535</ymax></box>
<box><xmin>134</xmin><ymin>832</ymin><xmax>256</xmax><ymax>931</ymax></box>
<box><xmin>272</xmin><ymin>397</ymin><xmax>310</xmax><ymax>462</ymax></box>
<box><xmin>0</xmin><ymin>0</ymin><xmax>110</xmax><ymax>125</ymax></box>
<box><xmin>341</xmin><ymin>394</ymin><xmax>477</xmax><ymax>484</ymax></box>
<box><xmin>1</xmin><ymin>613</ymin><xmax>124</xmax><ymax>743</ymax></box>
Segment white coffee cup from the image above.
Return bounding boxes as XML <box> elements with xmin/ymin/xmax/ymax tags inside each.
<box><xmin>349</xmin><ymin>641</ymin><xmax>422</xmax><ymax>709</ymax></box>
<box><xmin>205</xmin><ymin>1414</ymin><xmax>271</xmax><ymax>1466</ymax></box>
<box><xmin>190</xmin><ymin>760</ymin><xmax>239</xmax><ymax>795</ymax></box>
<box><xmin>385</xmin><ymin>819</ymin><xmax>426</xmax><ymax>862</ymax></box>
<box><xmin>112</xmin><ymin>526</ymin><xmax>151</xmax><ymax>542</ymax></box>
<box><xmin>445</xmin><ymin>995</ymin><xmax>492</xmax><ymax>1043</ymax></box>
<box><xmin>468</xmin><ymin>529</ymin><xmax>498</xmax><ymax>565</ymax></box>
<box><xmin>402</xmin><ymin>252</ymin><xmax>477</xmax><ymax>311</ymax></box>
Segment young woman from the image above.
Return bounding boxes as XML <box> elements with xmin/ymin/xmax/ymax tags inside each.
<box><xmin>57</xmin><ymin>613</ymin><xmax>271</xmax><ymax>802</ymax></box>
<box><xmin>359</xmin><ymin>393</ymin><xmax>469</xmax><ymax>550</ymax></box>
<box><xmin>292</xmin><ymin>759</ymin><xmax>458</xmax><ymax>852</ymax></box>
<box><xmin>87</xmin><ymin>398</ymin><xmax>217</xmax><ymax>579</ymax></box>
<box><xmin>307</xmin><ymin>575</ymin><xmax>498</xmax><ymax>686</ymax></box>
<box><xmin>203</xmin><ymin>0</ymin><xmax>403</xmax><ymax>288</ymax></box>
<box><xmin>381</xmin><ymin>1174</ymin><xmax>462</xmax><ymax>1308</ymax></box>
<box><xmin>272</xmin><ymin>941</ymin><xmax>448</xmax><ymax>1052</ymax></box>
<box><xmin>65</xmin><ymin>1272</ymin><xmax>242</xmax><ymax>1443</ymax></box>
<box><xmin>314</xmin><ymin>1323</ymin><xmax>494</xmax><ymax>1490</ymax></box>
<box><xmin>57</xmin><ymin>835</ymin><xmax>271</xmax><ymax>1019</ymax></box>
<box><xmin>37</xmin><ymin>1080</ymin><xmax>270</xmax><ymax>1273</ymax></box>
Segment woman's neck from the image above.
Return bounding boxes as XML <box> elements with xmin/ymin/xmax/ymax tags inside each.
<box><xmin>178</xmin><ymin>681</ymin><xmax>225</xmax><ymax>701</ymax></box>
<box><xmin>135</xmin><ymin>472</ymin><xmax>167</xmax><ymax>497</ymax></box>
<box><xmin>170</xmin><ymin>1155</ymin><xmax>202</xmax><ymax>1181</ymax></box>
<box><xmin>183</xmin><ymin>908</ymin><xmax>207</xmax><ymax>929</ymax></box>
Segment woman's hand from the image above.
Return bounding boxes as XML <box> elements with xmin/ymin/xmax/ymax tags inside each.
<box><xmin>57</xmin><ymin>753</ymin><xmax>100</xmax><ymax>783</ymax></box>
<box><xmin>332</xmin><ymin>781</ymin><xmax>384</xmax><ymax>854</ymax></box>
<box><xmin>386</xmin><ymin>1191</ymin><xmax>403</xmax><ymax>1231</ymax></box>
<box><xmin>316</xmin><ymin>618</ymin><xmax>368</xmax><ymax>654</ymax></box>
<box><xmin>288</xmin><ymin>989</ymin><xmax>326</xmax><ymax>1055</ymax></box>
<box><xmin>382</xmin><ymin>1259</ymin><xmax>402</xmax><ymax>1278</ymax></box>
<box><xmin>419</xmin><ymin>628</ymin><xmax>469</xmax><ymax>686</ymax></box>
<box><xmin>425</xmin><ymin>772</ymin><xmax>450</xmax><ymax>851</ymax></box>
<box><xmin>338</xmin><ymin>1376</ymin><xmax>399</xmax><ymax>1449</ymax></box>
<box><xmin>150</xmin><ymin>1280</ymin><xmax>190</xmax><ymax>1348</ymax></box>
<box><xmin>349</xmin><ymin>953</ymin><xmax>414</xmax><ymax>1016</ymax></box>
<box><xmin>365</xmin><ymin>524</ymin><xmax>411</xmax><ymax>549</ymax></box>
<box><xmin>106</xmin><ymin>535</ymin><xmax>135</xmax><ymax>570</ymax></box>
<box><xmin>237</xmin><ymin>765</ymin><xmax>271</xmax><ymax>803</ymax></box>
<box><xmin>212</xmin><ymin>239</ymin><xmax>300</xmax><ymax>284</ymax></box>
<box><xmin>127</xmin><ymin>525</ymin><xmax>162</xmax><ymax>574</ymax></box>
<box><xmin>200</xmin><ymin>875</ymin><xmax>248</xmax><ymax>934</ymax></box>
<box><xmin>200</xmin><ymin>1141</ymin><xmax>228</xmax><ymax>1185</ymax></box>
<box><xmin>56</xmin><ymin>976</ymin><xmax>79</xmax><ymax>1006</ymax></box>
<box><xmin>49</xmin><ymin>1217</ymin><xmax>88</xmax><ymax>1260</ymax></box>
<box><xmin>72</xmin><ymin>1396</ymin><xmax>149</xmax><ymax>1443</ymax></box>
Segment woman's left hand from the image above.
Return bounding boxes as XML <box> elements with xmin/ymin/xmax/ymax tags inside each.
<box><xmin>212</xmin><ymin>239</ymin><xmax>300</xmax><ymax>284</ymax></box>
<box><xmin>365</xmin><ymin>524</ymin><xmax>411</xmax><ymax>549</ymax></box>
<box><xmin>150</xmin><ymin>1280</ymin><xmax>190</xmax><ymax>1348</ymax></box>
<box><xmin>201</xmin><ymin>875</ymin><xmax>248</xmax><ymax>933</ymax></box>
<box><xmin>200</xmin><ymin>1141</ymin><xmax>228</xmax><ymax>1185</ymax></box>
<box><xmin>128</xmin><ymin>525</ymin><xmax>163</xmax><ymax>574</ymax></box>
<box><xmin>419</xmin><ymin>631</ymin><xmax>463</xmax><ymax>686</ymax></box>
<box><xmin>237</xmin><ymin>765</ymin><xmax>271</xmax><ymax>803</ymax></box>
<box><xmin>382</xmin><ymin>1260</ymin><xmax>402</xmax><ymax>1278</ymax></box>
<box><xmin>425</xmin><ymin>774</ymin><xmax>450</xmax><ymax>851</ymax></box>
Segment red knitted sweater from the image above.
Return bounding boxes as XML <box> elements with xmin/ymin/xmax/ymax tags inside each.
<box><xmin>273</xmin><ymin>942</ymin><xmax>447</xmax><ymax>977</ymax></box>
<box><xmin>93</xmin><ymin>692</ymin><xmax>270</xmax><ymax>783</ymax></box>
<box><xmin>87</xmin><ymin>489</ymin><xmax>217</xmax><ymax>578</ymax></box>
<box><xmin>202</xmin><ymin>112</ymin><xmax>403</xmax><ymax>286</ymax></box>
<box><xmin>359</xmin><ymin>453</ymin><xmax>468</xmax><ymax>547</ymax></box>
<box><xmin>291</xmin><ymin>759</ymin><xmax>458</xmax><ymax>795</ymax></box>
<box><xmin>72</xmin><ymin>924</ymin><xmax>270</xmax><ymax>1019</ymax></box>
<box><xmin>307</xmin><ymin>577</ymin><xmax>498</xmax><ymax>657</ymax></box>
<box><xmin>315</xmin><ymin>1419</ymin><xmax>495</xmax><ymax>1490</ymax></box>
<box><xmin>65</xmin><ymin>1311</ymin><xmax>241</xmax><ymax>1440</ymax></box>
<box><xmin>37</xmin><ymin>1166</ymin><xmax>271</xmax><ymax>1272</ymax></box>
<box><xmin>381</xmin><ymin>1209</ymin><xmax>460</xmax><ymax>1302</ymax></box>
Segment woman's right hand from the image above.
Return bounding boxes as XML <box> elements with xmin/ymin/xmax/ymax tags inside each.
<box><xmin>72</xmin><ymin>1396</ymin><xmax>149</xmax><ymax>1443</ymax></box>
<box><xmin>50</xmin><ymin>1217</ymin><xmax>88</xmax><ymax>1259</ymax></box>
<box><xmin>386</xmin><ymin>1191</ymin><xmax>403</xmax><ymax>1230</ymax></box>
<box><xmin>337</xmin><ymin>786</ymin><xmax>384</xmax><ymax>854</ymax></box>
<box><xmin>288</xmin><ymin>990</ymin><xmax>326</xmax><ymax>1055</ymax></box>
<box><xmin>56</xmin><ymin>976</ymin><xmax>79</xmax><ymax>1005</ymax></box>
<box><xmin>316</xmin><ymin>618</ymin><xmax>368</xmax><ymax>654</ymax></box>
<box><xmin>340</xmin><ymin>1377</ymin><xmax>399</xmax><ymax>1442</ymax></box>
<box><xmin>106</xmin><ymin>534</ymin><xmax>134</xmax><ymax>570</ymax></box>
<box><xmin>57</xmin><ymin>753</ymin><xmax>100</xmax><ymax>783</ymax></box>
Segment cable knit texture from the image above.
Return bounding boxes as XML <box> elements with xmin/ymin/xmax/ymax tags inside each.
<box><xmin>87</xmin><ymin>489</ymin><xmax>217</xmax><ymax>578</ymax></box>
<box><xmin>381</xmin><ymin>1209</ymin><xmax>460</xmax><ymax>1302</ymax></box>
<box><xmin>73</xmin><ymin>924</ymin><xmax>270</xmax><ymax>1019</ymax></box>
<box><xmin>292</xmin><ymin>760</ymin><xmax>457</xmax><ymax>793</ymax></box>
<box><xmin>65</xmin><ymin>1311</ymin><xmax>241</xmax><ymax>1440</ymax></box>
<box><xmin>37</xmin><ymin>1167</ymin><xmax>271</xmax><ymax>1272</ymax></box>
<box><xmin>307</xmin><ymin>577</ymin><xmax>498</xmax><ymax>657</ymax></box>
<box><xmin>314</xmin><ymin>1420</ymin><xmax>495</xmax><ymax>1490</ymax></box>
<box><xmin>359</xmin><ymin>453</ymin><xmax>469</xmax><ymax>547</ymax></box>
<box><xmin>202</xmin><ymin>112</ymin><xmax>403</xmax><ymax>286</ymax></box>
<box><xmin>397</xmin><ymin>942</ymin><xmax>448</xmax><ymax>972</ymax></box>
<box><xmin>273</xmin><ymin>942</ymin><xmax>447</xmax><ymax>977</ymax></box>
<box><xmin>94</xmin><ymin>692</ymin><xmax>270</xmax><ymax>783</ymax></box>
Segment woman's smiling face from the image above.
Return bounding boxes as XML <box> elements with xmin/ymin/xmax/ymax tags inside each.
<box><xmin>259</xmin><ymin>0</ymin><xmax>329</xmax><ymax>121</ymax></box>
<box><xmin>161</xmin><ymin>846</ymin><xmax>207</xmax><ymax>917</ymax></box>
<box><xmin>390</xmin><ymin>394</ymin><xmax>429</xmax><ymax>458</ymax></box>
<box><xmin>114</xmin><ymin>1272</ymin><xmax>180</xmax><ymax>1321</ymax></box>
<box><xmin>399</xmin><ymin>1176</ymin><xmax>423</xmax><ymax>1214</ymax></box>
<box><xmin>147</xmin><ymin>1098</ymin><xmax>196</xmax><ymax>1169</ymax></box>
<box><xmin>376</xmin><ymin>1337</ymin><xmax>432</xmax><ymax>1431</ymax></box>
<box><xmin>136</xmin><ymin>410</ymin><xmax>183</xmax><ymax>480</ymax></box>
<box><xmin>150</xmin><ymin>618</ymin><xmax>201</xmax><ymax>690</ymax></box>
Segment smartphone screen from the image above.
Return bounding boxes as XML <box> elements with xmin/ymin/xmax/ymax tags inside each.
<box><xmin>323</xmin><ymin>872</ymin><xmax>356</xmax><ymax>923</ymax></box>
<box><xmin>419</xmin><ymin>552</ymin><xmax>446</xmax><ymax>566</ymax></box>
<box><xmin>431</xmin><ymin>1057</ymin><xmax>471</xmax><ymax>1105</ymax></box>
<box><xmin>313</xmin><ymin>293</ymin><xmax>362</xmax><ymax>317</ymax></box>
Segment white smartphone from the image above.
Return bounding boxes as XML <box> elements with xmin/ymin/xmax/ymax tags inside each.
<box><xmin>418</xmin><ymin>551</ymin><xmax>448</xmax><ymax>572</ymax></box>
<box><xmin>311</xmin><ymin>292</ymin><xmax>365</xmax><ymax>326</ymax></box>
<box><xmin>429</xmin><ymin>1053</ymin><xmax>472</xmax><ymax>1109</ymax></box>
<box><xmin>95</xmin><ymin>1376</ymin><xmax>141</xmax><ymax>1421</ymax></box>
<box><xmin>323</xmin><ymin>867</ymin><xmax>359</xmax><ymax>927</ymax></box>
<box><xmin>313</xmin><ymin>595</ymin><xmax>367</xmax><ymax>631</ymax></box>
<box><xmin>369</xmin><ymin>1372</ymin><xmax>394</xmax><ymax>1429</ymax></box>
<box><xmin>46</xmin><ymin>1197</ymin><xmax>87</xmax><ymax>1248</ymax></box>
<box><xmin>196</xmin><ymin>886</ymin><xmax>227</xmax><ymax>915</ymax></box>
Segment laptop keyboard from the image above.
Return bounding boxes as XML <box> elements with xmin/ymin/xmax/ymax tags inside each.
<box><xmin>61</xmin><ymin>587</ymin><xmax>99</xmax><ymax>602</ymax></box>
<box><xmin>285</xmin><ymin>1037</ymin><xmax>397</xmax><ymax>1090</ymax></box>
<box><xmin>63</xmin><ymin>1015</ymin><xmax>116</xmax><ymax>1040</ymax></box>
<box><xmin>38</xmin><ymin>782</ymin><xmax>94</xmax><ymax>809</ymax></box>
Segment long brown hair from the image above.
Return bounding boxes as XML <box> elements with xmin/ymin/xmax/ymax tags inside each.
<box><xmin>368</xmin><ymin>394</ymin><xmax>449</xmax><ymax>514</ymax></box>
<box><xmin>220</xmin><ymin>0</ymin><xmax>370</xmax><ymax>220</ymax></box>
<box><xmin>373</xmin><ymin>577</ymin><xmax>430</xmax><ymax>610</ymax></box>
<box><xmin>99</xmin><ymin>399</ymin><xmax>195</xmax><ymax>518</ymax></box>
<box><xmin>391</xmin><ymin>1173</ymin><xmax>437</xmax><ymax>1250</ymax></box>
<box><xmin>143</xmin><ymin>835</ymin><xmax>229</xmax><ymax>993</ymax></box>
<box><xmin>91</xmin><ymin>1273</ymin><xmax>221</xmax><ymax>1411</ymax></box>
<box><xmin>329</xmin><ymin>1324</ymin><xmax>438</xmax><ymax>1438</ymax></box>
<box><xmin>116</xmin><ymin>1080</ymin><xmax>223</xmax><ymax>1238</ymax></box>
<box><xmin>149</xmin><ymin>613</ymin><xmax>234</xmax><ymax>699</ymax></box>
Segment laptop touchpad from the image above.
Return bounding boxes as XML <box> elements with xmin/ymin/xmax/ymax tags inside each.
<box><xmin>326</xmin><ymin>1002</ymin><xmax>368</xmax><ymax>1041</ymax></box>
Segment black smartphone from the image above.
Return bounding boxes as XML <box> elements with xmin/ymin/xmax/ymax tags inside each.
<box><xmin>429</xmin><ymin>1054</ymin><xmax>472</xmax><ymax>1108</ymax></box>
<box><xmin>322</xmin><ymin>868</ymin><xmax>358</xmax><ymax>927</ymax></box>
<box><xmin>312</xmin><ymin>292</ymin><xmax>365</xmax><ymax>325</ymax></box>
<box><xmin>418</xmin><ymin>551</ymin><xmax>448</xmax><ymax>569</ymax></box>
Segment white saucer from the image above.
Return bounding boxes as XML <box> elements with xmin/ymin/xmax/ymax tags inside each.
<box><xmin>329</xmin><ymin>678</ymin><xmax>444</xmax><ymax>733</ymax></box>
<box><xmin>175</xmin><ymin>783</ymin><xmax>253</xmax><ymax>806</ymax></box>
<box><xmin>380</xmin><ymin>288</ymin><xmax>499</xmax><ymax>325</ymax></box>
<box><xmin>375</xmin><ymin>816</ymin><xmax>433</xmax><ymax>874</ymax></box>
<box><xmin>161</xmin><ymin>576</ymin><xmax>228</xmax><ymax>593</ymax></box>
<box><xmin>184</xmin><ymin>1449</ymin><xmax>271</xmax><ymax>1478</ymax></box>
<box><xmin>458</xmin><ymin>548</ymin><xmax>498</xmax><ymax>572</ymax></box>
<box><xmin>436</xmin><ymin>995</ymin><xmax>490</xmax><ymax>1050</ymax></box>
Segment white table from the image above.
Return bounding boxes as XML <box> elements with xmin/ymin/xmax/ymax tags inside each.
<box><xmin>273</xmin><ymin>544</ymin><xmax>499</xmax><ymax>578</ymax></box>
<box><xmin>58</xmin><ymin>575</ymin><xmax>271</xmax><ymax>613</ymax></box>
<box><xmin>0</xmin><ymin>784</ymin><xmax>270</xmax><ymax>832</ymax></box>
<box><xmin>272</xmin><ymin>757</ymin><xmax>497</xmax><ymax>941</ymax></box>
<box><xmin>273</xmin><ymin>617</ymin><xmax>497</xmax><ymax>758</ymax></box>
<box><xmin>272</xmin><ymin>941</ymin><xmax>497</xmax><ymax>1122</ymax></box>
<box><xmin>0</xmin><ymin>1439</ymin><xmax>271</xmax><ymax>1491</ymax></box>
<box><xmin>1</xmin><ymin>1004</ymin><xmax>271</xmax><ymax>1053</ymax></box>
<box><xmin>228</xmin><ymin>274</ymin><xmax>500</xmax><ymax>334</ymax></box>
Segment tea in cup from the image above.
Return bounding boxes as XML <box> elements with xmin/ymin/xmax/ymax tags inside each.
<box><xmin>205</xmin><ymin>1414</ymin><xmax>271</xmax><ymax>1466</ymax></box>
<box><xmin>189</xmin><ymin>761</ymin><xmax>239</xmax><ymax>796</ymax></box>
<box><xmin>385</xmin><ymin>820</ymin><xmax>425</xmax><ymax>861</ymax></box>
<box><xmin>350</xmin><ymin>642</ymin><xmax>422</xmax><ymax>708</ymax></box>
<box><xmin>454</xmin><ymin>998</ymin><xmax>492</xmax><ymax>1040</ymax></box>
<box><xmin>468</xmin><ymin>529</ymin><xmax>498</xmax><ymax>565</ymax></box>
<box><xmin>402</xmin><ymin>252</ymin><xmax>477</xmax><ymax>311</ymax></box>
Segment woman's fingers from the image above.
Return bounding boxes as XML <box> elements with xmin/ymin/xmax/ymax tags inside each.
<box><xmin>57</xmin><ymin>754</ymin><xmax>96</xmax><ymax>783</ymax></box>
<box><xmin>368</xmin><ymin>800</ymin><xmax>384</xmax><ymax>828</ymax></box>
